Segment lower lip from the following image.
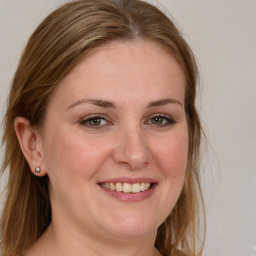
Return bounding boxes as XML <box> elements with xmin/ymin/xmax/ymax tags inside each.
<box><xmin>99</xmin><ymin>184</ymin><xmax>157</xmax><ymax>202</ymax></box>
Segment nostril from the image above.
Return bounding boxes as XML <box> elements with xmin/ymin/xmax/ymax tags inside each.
<box><xmin>111</xmin><ymin>132</ymin><xmax>152</xmax><ymax>169</ymax></box>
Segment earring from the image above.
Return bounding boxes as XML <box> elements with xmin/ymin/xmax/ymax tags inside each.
<box><xmin>35</xmin><ymin>166</ymin><xmax>41</xmax><ymax>174</ymax></box>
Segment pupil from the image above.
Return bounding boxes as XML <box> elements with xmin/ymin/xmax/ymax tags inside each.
<box><xmin>153</xmin><ymin>117</ymin><xmax>162</xmax><ymax>124</ymax></box>
<box><xmin>90</xmin><ymin>118</ymin><xmax>100</xmax><ymax>125</ymax></box>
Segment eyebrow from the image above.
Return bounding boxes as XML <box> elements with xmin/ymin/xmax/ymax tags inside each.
<box><xmin>147</xmin><ymin>98</ymin><xmax>183</xmax><ymax>108</ymax></box>
<box><xmin>67</xmin><ymin>99</ymin><xmax>116</xmax><ymax>110</ymax></box>
<box><xmin>67</xmin><ymin>97</ymin><xmax>183</xmax><ymax>110</ymax></box>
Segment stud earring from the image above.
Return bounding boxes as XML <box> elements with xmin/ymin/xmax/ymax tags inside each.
<box><xmin>35</xmin><ymin>166</ymin><xmax>41</xmax><ymax>174</ymax></box>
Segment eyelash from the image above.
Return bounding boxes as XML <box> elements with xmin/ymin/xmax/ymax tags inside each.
<box><xmin>145</xmin><ymin>114</ymin><xmax>175</xmax><ymax>127</ymax></box>
<box><xmin>79</xmin><ymin>115</ymin><xmax>110</xmax><ymax>128</ymax></box>
<box><xmin>79</xmin><ymin>113</ymin><xmax>175</xmax><ymax>129</ymax></box>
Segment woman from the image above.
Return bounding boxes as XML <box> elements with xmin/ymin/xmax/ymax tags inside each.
<box><xmin>0</xmin><ymin>0</ymin><xmax>204</xmax><ymax>255</ymax></box>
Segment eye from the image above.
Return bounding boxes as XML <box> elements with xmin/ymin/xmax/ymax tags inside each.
<box><xmin>146</xmin><ymin>114</ymin><xmax>175</xmax><ymax>127</ymax></box>
<box><xmin>80</xmin><ymin>115</ymin><xmax>109</xmax><ymax>128</ymax></box>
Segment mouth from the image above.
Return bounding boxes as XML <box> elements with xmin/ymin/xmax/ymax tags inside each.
<box><xmin>99</xmin><ymin>182</ymin><xmax>153</xmax><ymax>193</ymax></box>
<box><xmin>97</xmin><ymin>178</ymin><xmax>157</xmax><ymax>201</ymax></box>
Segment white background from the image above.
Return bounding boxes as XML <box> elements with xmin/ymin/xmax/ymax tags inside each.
<box><xmin>0</xmin><ymin>1</ymin><xmax>255</xmax><ymax>255</ymax></box>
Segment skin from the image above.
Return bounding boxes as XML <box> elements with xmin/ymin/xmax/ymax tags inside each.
<box><xmin>15</xmin><ymin>39</ymin><xmax>188</xmax><ymax>256</ymax></box>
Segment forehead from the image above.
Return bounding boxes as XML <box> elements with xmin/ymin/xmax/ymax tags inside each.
<box><xmin>49</xmin><ymin>39</ymin><xmax>186</xmax><ymax>108</ymax></box>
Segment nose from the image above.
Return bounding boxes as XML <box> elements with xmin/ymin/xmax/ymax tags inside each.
<box><xmin>112</xmin><ymin>127</ymin><xmax>152</xmax><ymax>170</ymax></box>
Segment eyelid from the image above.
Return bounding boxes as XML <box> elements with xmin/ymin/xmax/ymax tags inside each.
<box><xmin>145</xmin><ymin>113</ymin><xmax>176</xmax><ymax>126</ymax></box>
<box><xmin>79</xmin><ymin>114</ymin><xmax>112</xmax><ymax>127</ymax></box>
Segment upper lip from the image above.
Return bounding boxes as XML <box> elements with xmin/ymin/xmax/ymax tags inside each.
<box><xmin>98</xmin><ymin>177</ymin><xmax>157</xmax><ymax>184</ymax></box>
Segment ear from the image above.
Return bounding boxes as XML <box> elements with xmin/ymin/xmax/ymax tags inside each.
<box><xmin>14</xmin><ymin>117</ymin><xmax>47</xmax><ymax>177</ymax></box>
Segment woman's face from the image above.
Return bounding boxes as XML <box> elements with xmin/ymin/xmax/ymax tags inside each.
<box><xmin>40</xmin><ymin>39</ymin><xmax>188</xmax><ymax>241</ymax></box>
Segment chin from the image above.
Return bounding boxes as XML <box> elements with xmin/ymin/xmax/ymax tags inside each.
<box><xmin>102</xmin><ymin>213</ymin><xmax>159</xmax><ymax>239</ymax></box>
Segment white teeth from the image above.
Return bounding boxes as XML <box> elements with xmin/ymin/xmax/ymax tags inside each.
<box><xmin>132</xmin><ymin>183</ymin><xmax>140</xmax><ymax>193</ymax></box>
<box><xmin>110</xmin><ymin>183</ymin><xmax>115</xmax><ymax>191</ymax></box>
<box><xmin>123</xmin><ymin>183</ymin><xmax>132</xmax><ymax>193</ymax></box>
<box><xmin>100</xmin><ymin>182</ymin><xmax>152</xmax><ymax>193</ymax></box>
<box><xmin>116</xmin><ymin>182</ymin><xmax>122</xmax><ymax>192</ymax></box>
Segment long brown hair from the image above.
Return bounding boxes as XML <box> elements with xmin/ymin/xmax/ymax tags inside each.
<box><xmin>0</xmin><ymin>0</ymin><xmax>204</xmax><ymax>255</ymax></box>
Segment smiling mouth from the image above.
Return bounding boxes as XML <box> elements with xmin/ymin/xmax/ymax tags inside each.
<box><xmin>99</xmin><ymin>182</ymin><xmax>153</xmax><ymax>193</ymax></box>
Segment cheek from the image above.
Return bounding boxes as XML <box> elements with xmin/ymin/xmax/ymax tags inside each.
<box><xmin>42</xmin><ymin>128</ymin><xmax>111</xmax><ymax>182</ymax></box>
<box><xmin>153</xmin><ymin>128</ymin><xmax>188</xmax><ymax>179</ymax></box>
<box><xmin>42</xmin><ymin>128</ymin><xmax>113</xmax><ymax>214</ymax></box>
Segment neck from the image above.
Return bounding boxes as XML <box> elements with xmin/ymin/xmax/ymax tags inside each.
<box><xmin>25</xmin><ymin>222</ymin><xmax>162</xmax><ymax>256</ymax></box>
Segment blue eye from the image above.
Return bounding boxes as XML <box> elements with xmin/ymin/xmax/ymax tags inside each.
<box><xmin>146</xmin><ymin>114</ymin><xmax>175</xmax><ymax>127</ymax></box>
<box><xmin>80</xmin><ymin>116</ymin><xmax>108</xmax><ymax>128</ymax></box>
